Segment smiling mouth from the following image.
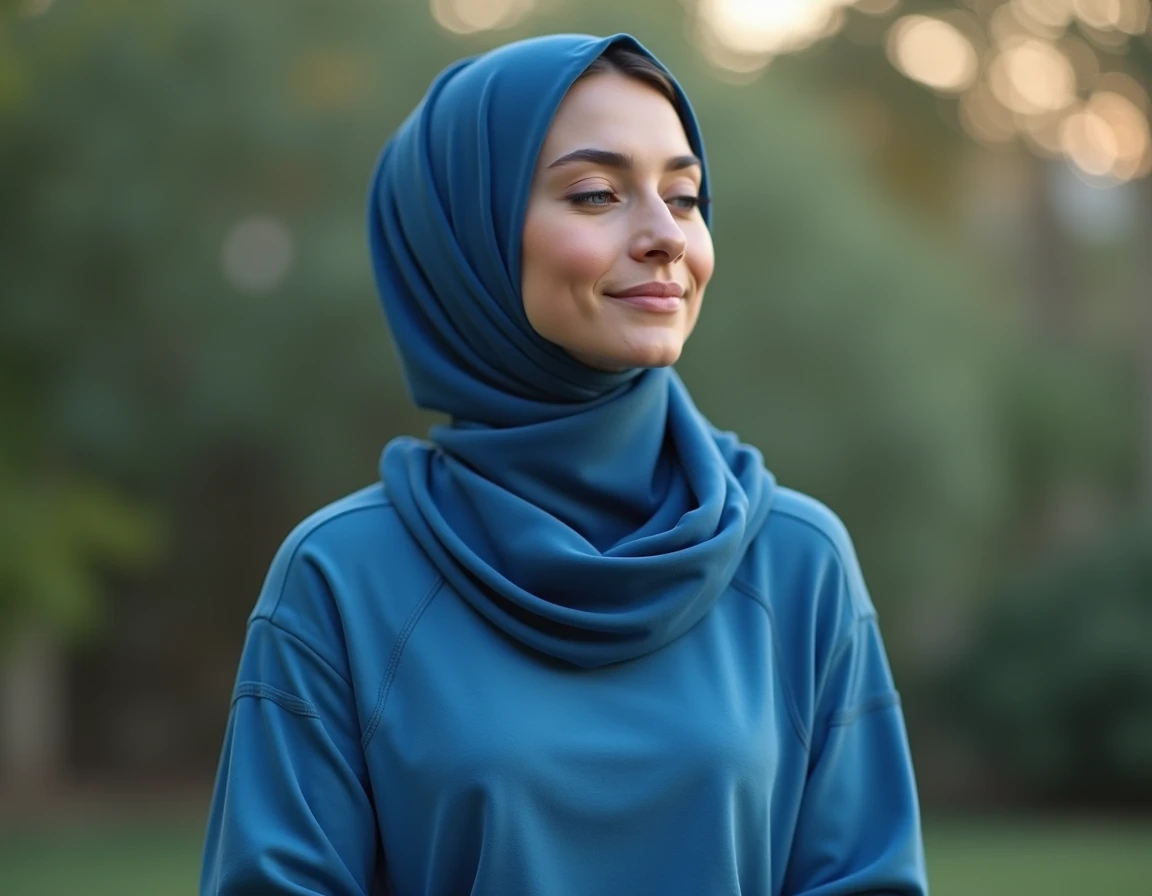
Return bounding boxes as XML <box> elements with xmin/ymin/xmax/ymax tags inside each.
<box><xmin>607</xmin><ymin>281</ymin><xmax>685</xmax><ymax>299</ymax></box>
<box><xmin>605</xmin><ymin>293</ymin><xmax>682</xmax><ymax>313</ymax></box>
<box><xmin>605</xmin><ymin>281</ymin><xmax>685</xmax><ymax>313</ymax></box>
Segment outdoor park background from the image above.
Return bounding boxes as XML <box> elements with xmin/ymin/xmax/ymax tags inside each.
<box><xmin>2</xmin><ymin>0</ymin><xmax>1152</xmax><ymax>892</ymax></box>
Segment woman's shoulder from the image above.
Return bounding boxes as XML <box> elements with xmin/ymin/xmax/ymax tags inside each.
<box><xmin>250</xmin><ymin>483</ymin><xmax>442</xmax><ymax>652</ymax></box>
<box><xmin>733</xmin><ymin>485</ymin><xmax>883</xmax><ymax>733</ymax></box>
<box><xmin>271</xmin><ymin>483</ymin><xmax>402</xmax><ymax>563</ymax></box>
<box><xmin>735</xmin><ymin>485</ymin><xmax>876</xmax><ymax>646</ymax></box>
<box><xmin>759</xmin><ymin>487</ymin><xmax>865</xmax><ymax>593</ymax></box>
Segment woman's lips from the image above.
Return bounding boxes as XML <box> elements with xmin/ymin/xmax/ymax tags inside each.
<box><xmin>605</xmin><ymin>281</ymin><xmax>685</xmax><ymax>313</ymax></box>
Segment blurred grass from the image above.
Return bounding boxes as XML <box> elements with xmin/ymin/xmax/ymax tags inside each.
<box><xmin>0</xmin><ymin>815</ymin><xmax>1149</xmax><ymax>894</ymax></box>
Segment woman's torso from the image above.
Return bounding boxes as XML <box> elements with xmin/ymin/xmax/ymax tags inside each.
<box><xmin>287</xmin><ymin>482</ymin><xmax>851</xmax><ymax>896</ymax></box>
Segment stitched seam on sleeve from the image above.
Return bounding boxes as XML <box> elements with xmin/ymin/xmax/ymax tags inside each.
<box><xmin>247</xmin><ymin>616</ymin><xmax>353</xmax><ymax>688</ymax></box>
<box><xmin>730</xmin><ymin>577</ymin><xmax>811</xmax><ymax>751</ymax></box>
<box><xmin>828</xmin><ymin>691</ymin><xmax>902</xmax><ymax>728</ymax></box>
<box><xmin>362</xmin><ymin>575</ymin><xmax>444</xmax><ymax>750</ymax></box>
<box><xmin>233</xmin><ymin>682</ymin><xmax>320</xmax><ymax>719</ymax></box>
<box><xmin>813</xmin><ymin>609</ymin><xmax>876</xmax><ymax>714</ymax></box>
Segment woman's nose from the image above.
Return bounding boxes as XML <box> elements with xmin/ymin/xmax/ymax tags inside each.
<box><xmin>630</xmin><ymin>197</ymin><xmax>687</xmax><ymax>264</ymax></box>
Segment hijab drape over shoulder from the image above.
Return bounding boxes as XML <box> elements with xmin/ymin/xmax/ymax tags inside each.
<box><xmin>368</xmin><ymin>33</ymin><xmax>775</xmax><ymax>668</ymax></box>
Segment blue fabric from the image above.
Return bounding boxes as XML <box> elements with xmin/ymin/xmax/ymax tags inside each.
<box><xmin>201</xmin><ymin>486</ymin><xmax>928</xmax><ymax>895</ymax></box>
<box><xmin>368</xmin><ymin>32</ymin><xmax>773</xmax><ymax>668</ymax></box>
<box><xmin>202</xmin><ymin>32</ymin><xmax>927</xmax><ymax>896</ymax></box>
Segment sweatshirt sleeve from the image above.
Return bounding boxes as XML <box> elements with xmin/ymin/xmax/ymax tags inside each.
<box><xmin>200</xmin><ymin>548</ymin><xmax>382</xmax><ymax>894</ymax></box>
<box><xmin>781</xmin><ymin>613</ymin><xmax>928</xmax><ymax>896</ymax></box>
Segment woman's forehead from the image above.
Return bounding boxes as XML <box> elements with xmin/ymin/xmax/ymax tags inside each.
<box><xmin>540</xmin><ymin>73</ymin><xmax>694</xmax><ymax>160</ymax></box>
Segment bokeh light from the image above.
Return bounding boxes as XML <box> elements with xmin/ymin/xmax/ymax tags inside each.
<box><xmin>994</xmin><ymin>0</ymin><xmax>1058</xmax><ymax>42</ymax></box>
<box><xmin>696</xmin><ymin>0</ymin><xmax>850</xmax><ymax>65</ymax></box>
<box><xmin>988</xmin><ymin>37</ymin><xmax>1077</xmax><ymax>116</ymax></box>
<box><xmin>429</xmin><ymin>0</ymin><xmax>535</xmax><ymax>34</ymax></box>
<box><xmin>1072</xmin><ymin>0</ymin><xmax>1149</xmax><ymax>33</ymax></box>
<box><xmin>887</xmin><ymin>16</ymin><xmax>980</xmax><ymax>94</ymax></box>
<box><xmin>1060</xmin><ymin>91</ymin><xmax>1152</xmax><ymax>180</ymax></box>
<box><xmin>1061</xmin><ymin>104</ymin><xmax>1122</xmax><ymax>176</ymax></box>
<box><xmin>221</xmin><ymin>215</ymin><xmax>294</xmax><ymax>294</ymax></box>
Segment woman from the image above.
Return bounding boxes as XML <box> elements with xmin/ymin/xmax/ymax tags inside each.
<box><xmin>201</xmin><ymin>32</ymin><xmax>927</xmax><ymax>896</ymax></box>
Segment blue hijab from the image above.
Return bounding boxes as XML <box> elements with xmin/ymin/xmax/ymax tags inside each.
<box><xmin>368</xmin><ymin>33</ymin><xmax>774</xmax><ymax>668</ymax></box>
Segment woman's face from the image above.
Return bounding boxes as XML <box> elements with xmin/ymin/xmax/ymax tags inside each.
<box><xmin>521</xmin><ymin>71</ymin><xmax>714</xmax><ymax>372</ymax></box>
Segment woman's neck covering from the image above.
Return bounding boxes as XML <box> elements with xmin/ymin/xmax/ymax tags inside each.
<box><xmin>368</xmin><ymin>33</ymin><xmax>775</xmax><ymax>668</ymax></box>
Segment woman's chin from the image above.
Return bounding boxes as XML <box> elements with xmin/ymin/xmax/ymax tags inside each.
<box><xmin>626</xmin><ymin>344</ymin><xmax>683</xmax><ymax>369</ymax></box>
<box><xmin>570</xmin><ymin>338</ymin><xmax>684</xmax><ymax>372</ymax></box>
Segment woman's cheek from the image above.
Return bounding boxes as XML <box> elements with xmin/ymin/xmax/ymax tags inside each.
<box><xmin>536</xmin><ymin>218</ymin><xmax>619</xmax><ymax>285</ymax></box>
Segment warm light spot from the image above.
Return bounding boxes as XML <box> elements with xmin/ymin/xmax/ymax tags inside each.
<box><xmin>1072</xmin><ymin>0</ymin><xmax>1114</xmax><ymax>30</ymax></box>
<box><xmin>429</xmin><ymin>0</ymin><xmax>534</xmax><ymax>34</ymax></box>
<box><xmin>697</xmin><ymin>0</ymin><xmax>849</xmax><ymax>58</ymax></box>
<box><xmin>1058</xmin><ymin>91</ymin><xmax>1150</xmax><ymax>182</ymax></box>
<box><xmin>1061</xmin><ymin>106</ymin><xmax>1121</xmax><ymax>176</ymax></box>
<box><xmin>959</xmin><ymin>82</ymin><xmax>1018</xmax><ymax>145</ymax></box>
<box><xmin>1089</xmin><ymin>29</ymin><xmax>1130</xmax><ymax>50</ymax></box>
<box><xmin>995</xmin><ymin>2</ymin><xmax>1054</xmax><ymax>42</ymax></box>
<box><xmin>1015</xmin><ymin>0</ymin><xmax>1076</xmax><ymax>28</ymax></box>
<box><xmin>888</xmin><ymin>16</ymin><xmax>979</xmax><ymax>93</ymax></box>
<box><xmin>988</xmin><ymin>38</ymin><xmax>1077</xmax><ymax>115</ymax></box>
<box><xmin>693</xmin><ymin>25</ymin><xmax>774</xmax><ymax>78</ymax></box>
<box><xmin>1088</xmin><ymin>91</ymin><xmax>1151</xmax><ymax>178</ymax></box>
<box><xmin>1116</xmin><ymin>0</ymin><xmax>1150</xmax><ymax>34</ymax></box>
<box><xmin>1071</xmin><ymin>0</ymin><xmax>1146</xmax><ymax>32</ymax></box>
<box><xmin>221</xmin><ymin>216</ymin><xmax>294</xmax><ymax>293</ymax></box>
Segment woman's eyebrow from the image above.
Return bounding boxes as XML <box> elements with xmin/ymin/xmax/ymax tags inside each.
<box><xmin>546</xmin><ymin>148</ymin><xmax>702</xmax><ymax>172</ymax></box>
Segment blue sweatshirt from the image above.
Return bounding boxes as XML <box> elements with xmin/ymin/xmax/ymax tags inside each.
<box><xmin>201</xmin><ymin>483</ymin><xmax>925</xmax><ymax>895</ymax></box>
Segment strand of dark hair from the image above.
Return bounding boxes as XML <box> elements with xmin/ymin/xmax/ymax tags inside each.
<box><xmin>579</xmin><ymin>44</ymin><xmax>679</xmax><ymax>109</ymax></box>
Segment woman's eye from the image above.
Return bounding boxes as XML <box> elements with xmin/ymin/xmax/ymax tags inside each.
<box><xmin>568</xmin><ymin>189</ymin><xmax>616</xmax><ymax>207</ymax></box>
<box><xmin>667</xmin><ymin>195</ymin><xmax>703</xmax><ymax>210</ymax></box>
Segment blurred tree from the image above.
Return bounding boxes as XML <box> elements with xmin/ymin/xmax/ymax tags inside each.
<box><xmin>0</xmin><ymin>382</ymin><xmax>158</xmax><ymax>790</ymax></box>
<box><xmin>1</xmin><ymin>2</ymin><xmax>164</xmax><ymax>790</ymax></box>
<box><xmin>1</xmin><ymin>0</ymin><xmax>450</xmax><ymax>780</ymax></box>
<box><xmin>945</xmin><ymin>516</ymin><xmax>1152</xmax><ymax>807</ymax></box>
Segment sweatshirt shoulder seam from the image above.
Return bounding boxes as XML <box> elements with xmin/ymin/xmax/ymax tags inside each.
<box><xmin>362</xmin><ymin>574</ymin><xmax>445</xmax><ymax>750</ymax></box>
<box><xmin>264</xmin><ymin>495</ymin><xmax>395</xmax><ymax>622</ymax></box>
<box><xmin>246</xmin><ymin>615</ymin><xmax>354</xmax><ymax>689</ymax></box>
<box><xmin>769</xmin><ymin>506</ymin><xmax>853</xmax><ymax>584</ymax></box>
<box><xmin>730</xmin><ymin>576</ymin><xmax>811</xmax><ymax>751</ymax></box>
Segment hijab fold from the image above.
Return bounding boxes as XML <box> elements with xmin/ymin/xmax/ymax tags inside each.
<box><xmin>369</xmin><ymin>33</ymin><xmax>775</xmax><ymax>668</ymax></box>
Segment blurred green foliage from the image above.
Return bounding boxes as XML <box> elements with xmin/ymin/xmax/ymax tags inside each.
<box><xmin>948</xmin><ymin>517</ymin><xmax>1152</xmax><ymax>806</ymax></box>
<box><xmin>0</xmin><ymin>440</ymin><xmax>158</xmax><ymax>645</ymax></box>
